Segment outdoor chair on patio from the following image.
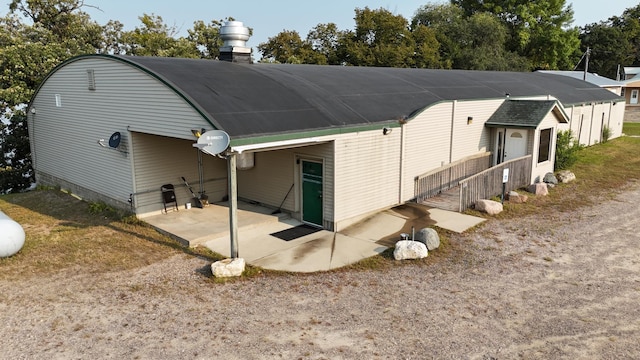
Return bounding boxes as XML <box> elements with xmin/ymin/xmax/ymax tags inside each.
<box><xmin>161</xmin><ymin>184</ymin><xmax>179</xmax><ymax>213</ymax></box>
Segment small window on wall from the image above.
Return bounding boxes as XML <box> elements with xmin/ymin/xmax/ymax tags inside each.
<box><xmin>538</xmin><ymin>128</ymin><xmax>553</xmax><ymax>163</ymax></box>
<box><xmin>87</xmin><ymin>69</ymin><xmax>96</xmax><ymax>90</ymax></box>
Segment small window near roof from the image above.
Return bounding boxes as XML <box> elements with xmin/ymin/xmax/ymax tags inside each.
<box><xmin>538</xmin><ymin>128</ymin><xmax>552</xmax><ymax>163</ymax></box>
<box><xmin>87</xmin><ymin>69</ymin><xmax>96</xmax><ymax>90</ymax></box>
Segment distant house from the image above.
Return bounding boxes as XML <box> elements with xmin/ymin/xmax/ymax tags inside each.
<box><xmin>621</xmin><ymin>67</ymin><xmax>640</xmax><ymax>107</ymax></box>
<box><xmin>537</xmin><ymin>70</ymin><xmax>624</xmax><ymax>96</ymax></box>
<box><xmin>27</xmin><ymin>23</ymin><xmax>624</xmax><ymax>231</ymax></box>
<box><xmin>623</xmin><ymin>66</ymin><xmax>640</xmax><ymax>80</ymax></box>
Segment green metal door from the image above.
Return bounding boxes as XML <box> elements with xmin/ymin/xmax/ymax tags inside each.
<box><xmin>302</xmin><ymin>160</ymin><xmax>323</xmax><ymax>226</ymax></box>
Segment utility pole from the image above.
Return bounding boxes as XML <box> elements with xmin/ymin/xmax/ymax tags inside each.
<box><xmin>583</xmin><ymin>47</ymin><xmax>591</xmax><ymax>81</ymax></box>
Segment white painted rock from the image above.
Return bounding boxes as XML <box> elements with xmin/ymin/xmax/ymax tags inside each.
<box><xmin>211</xmin><ymin>258</ymin><xmax>245</xmax><ymax>277</ymax></box>
<box><xmin>557</xmin><ymin>170</ymin><xmax>576</xmax><ymax>183</ymax></box>
<box><xmin>475</xmin><ymin>199</ymin><xmax>503</xmax><ymax>215</ymax></box>
<box><xmin>414</xmin><ymin>228</ymin><xmax>440</xmax><ymax>250</ymax></box>
<box><xmin>393</xmin><ymin>240</ymin><xmax>428</xmax><ymax>260</ymax></box>
<box><xmin>0</xmin><ymin>211</ymin><xmax>26</xmax><ymax>258</ymax></box>
<box><xmin>527</xmin><ymin>183</ymin><xmax>549</xmax><ymax>196</ymax></box>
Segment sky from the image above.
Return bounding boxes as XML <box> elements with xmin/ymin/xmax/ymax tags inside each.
<box><xmin>3</xmin><ymin>0</ymin><xmax>640</xmax><ymax>57</ymax></box>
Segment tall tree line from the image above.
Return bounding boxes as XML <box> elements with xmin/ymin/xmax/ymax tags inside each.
<box><xmin>2</xmin><ymin>0</ymin><xmax>640</xmax><ymax>193</ymax></box>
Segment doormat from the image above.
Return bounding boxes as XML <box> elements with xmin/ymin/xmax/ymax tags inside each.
<box><xmin>270</xmin><ymin>224</ymin><xmax>322</xmax><ymax>241</ymax></box>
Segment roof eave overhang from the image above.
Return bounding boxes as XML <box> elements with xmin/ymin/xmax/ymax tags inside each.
<box><xmin>484</xmin><ymin>123</ymin><xmax>539</xmax><ymax>129</ymax></box>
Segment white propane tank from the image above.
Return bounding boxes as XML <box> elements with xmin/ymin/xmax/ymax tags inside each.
<box><xmin>0</xmin><ymin>210</ymin><xmax>25</xmax><ymax>258</ymax></box>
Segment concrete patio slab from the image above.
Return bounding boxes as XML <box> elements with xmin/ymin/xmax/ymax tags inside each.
<box><xmin>144</xmin><ymin>200</ymin><xmax>485</xmax><ymax>272</ymax></box>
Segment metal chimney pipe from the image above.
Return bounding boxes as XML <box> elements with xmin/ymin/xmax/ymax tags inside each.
<box><xmin>219</xmin><ymin>21</ymin><xmax>252</xmax><ymax>64</ymax></box>
<box><xmin>220</xmin><ymin>21</ymin><xmax>250</xmax><ymax>48</ymax></box>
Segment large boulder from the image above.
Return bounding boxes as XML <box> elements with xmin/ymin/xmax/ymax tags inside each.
<box><xmin>393</xmin><ymin>240</ymin><xmax>428</xmax><ymax>260</ymax></box>
<box><xmin>557</xmin><ymin>170</ymin><xmax>576</xmax><ymax>183</ymax></box>
<box><xmin>543</xmin><ymin>172</ymin><xmax>558</xmax><ymax>185</ymax></box>
<box><xmin>528</xmin><ymin>183</ymin><xmax>549</xmax><ymax>196</ymax></box>
<box><xmin>211</xmin><ymin>258</ymin><xmax>245</xmax><ymax>277</ymax></box>
<box><xmin>414</xmin><ymin>228</ymin><xmax>440</xmax><ymax>251</ymax></box>
<box><xmin>507</xmin><ymin>191</ymin><xmax>528</xmax><ymax>204</ymax></box>
<box><xmin>475</xmin><ymin>199</ymin><xmax>503</xmax><ymax>215</ymax></box>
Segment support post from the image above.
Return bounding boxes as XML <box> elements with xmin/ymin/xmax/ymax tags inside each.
<box><xmin>228</xmin><ymin>153</ymin><xmax>239</xmax><ymax>258</ymax></box>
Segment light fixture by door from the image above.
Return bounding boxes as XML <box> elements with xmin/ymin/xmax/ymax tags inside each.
<box><xmin>383</xmin><ymin>127</ymin><xmax>392</xmax><ymax>135</ymax></box>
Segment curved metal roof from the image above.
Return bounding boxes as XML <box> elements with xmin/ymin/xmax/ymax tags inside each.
<box><xmin>45</xmin><ymin>55</ymin><xmax>624</xmax><ymax>140</ymax></box>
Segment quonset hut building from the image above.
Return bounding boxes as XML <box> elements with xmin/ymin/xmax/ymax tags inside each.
<box><xmin>27</xmin><ymin>21</ymin><xmax>624</xmax><ymax>231</ymax></box>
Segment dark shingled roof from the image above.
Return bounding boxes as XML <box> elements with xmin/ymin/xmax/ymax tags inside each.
<box><xmin>86</xmin><ymin>55</ymin><xmax>624</xmax><ymax>140</ymax></box>
<box><xmin>485</xmin><ymin>100</ymin><xmax>566</xmax><ymax>128</ymax></box>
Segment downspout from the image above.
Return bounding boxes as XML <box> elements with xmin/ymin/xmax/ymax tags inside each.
<box><xmin>398</xmin><ymin>122</ymin><xmax>405</xmax><ymax>204</ymax></box>
<box><xmin>607</xmin><ymin>101</ymin><xmax>613</xmax><ymax>132</ymax></box>
<box><xmin>569</xmin><ymin>105</ymin><xmax>575</xmax><ymax>132</ymax></box>
<box><xmin>28</xmin><ymin>109</ymin><xmax>37</xmax><ymax>178</ymax></box>
<box><xmin>449</xmin><ymin>101</ymin><xmax>456</xmax><ymax>163</ymax></box>
<box><xmin>502</xmin><ymin>128</ymin><xmax>507</xmax><ymax>162</ymax></box>
<box><xmin>589</xmin><ymin>102</ymin><xmax>595</xmax><ymax>145</ymax></box>
<box><xmin>127</xmin><ymin>129</ymin><xmax>137</xmax><ymax>213</ymax></box>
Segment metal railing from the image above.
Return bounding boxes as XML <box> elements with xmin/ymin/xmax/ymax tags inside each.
<box><xmin>415</xmin><ymin>152</ymin><xmax>492</xmax><ymax>202</ymax></box>
<box><xmin>458</xmin><ymin>155</ymin><xmax>532</xmax><ymax>212</ymax></box>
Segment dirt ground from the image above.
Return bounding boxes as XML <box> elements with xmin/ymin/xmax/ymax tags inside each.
<box><xmin>1</xmin><ymin>182</ymin><xmax>640</xmax><ymax>359</ymax></box>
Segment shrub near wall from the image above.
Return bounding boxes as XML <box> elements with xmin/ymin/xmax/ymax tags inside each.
<box><xmin>555</xmin><ymin>130</ymin><xmax>583</xmax><ymax>171</ymax></box>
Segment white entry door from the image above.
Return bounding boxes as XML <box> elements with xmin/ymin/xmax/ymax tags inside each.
<box><xmin>631</xmin><ymin>89</ymin><xmax>639</xmax><ymax>105</ymax></box>
<box><xmin>504</xmin><ymin>129</ymin><xmax>527</xmax><ymax>162</ymax></box>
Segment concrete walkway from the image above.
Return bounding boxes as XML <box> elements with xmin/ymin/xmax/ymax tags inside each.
<box><xmin>144</xmin><ymin>201</ymin><xmax>485</xmax><ymax>273</ymax></box>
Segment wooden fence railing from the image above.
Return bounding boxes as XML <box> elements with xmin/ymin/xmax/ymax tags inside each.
<box><xmin>458</xmin><ymin>155</ymin><xmax>532</xmax><ymax>212</ymax></box>
<box><xmin>414</xmin><ymin>153</ymin><xmax>492</xmax><ymax>202</ymax></box>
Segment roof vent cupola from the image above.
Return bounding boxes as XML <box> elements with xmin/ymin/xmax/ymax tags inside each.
<box><xmin>219</xmin><ymin>21</ymin><xmax>252</xmax><ymax>64</ymax></box>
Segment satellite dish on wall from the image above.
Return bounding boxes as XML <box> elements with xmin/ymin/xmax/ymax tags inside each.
<box><xmin>194</xmin><ymin>130</ymin><xmax>230</xmax><ymax>156</ymax></box>
<box><xmin>108</xmin><ymin>132</ymin><xmax>121</xmax><ymax>148</ymax></box>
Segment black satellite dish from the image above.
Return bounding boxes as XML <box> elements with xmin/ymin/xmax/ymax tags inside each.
<box><xmin>108</xmin><ymin>132</ymin><xmax>121</xmax><ymax>148</ymax></box>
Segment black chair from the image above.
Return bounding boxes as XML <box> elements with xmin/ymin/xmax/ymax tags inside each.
<box><xmin>161</xmin><ymin>184</ymin><xmax>179</xmax><ymax>213</ymax></box>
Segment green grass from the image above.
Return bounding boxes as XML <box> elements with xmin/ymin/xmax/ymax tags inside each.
<box><xmin>475</xmin><ymin>133</ymin><xmax>640</xmax><ymax>219</ymax></box>
<box><xmin>623</xmin><ymin>122</ymin><xmax>640</xmax><ymax>136</ymax></box>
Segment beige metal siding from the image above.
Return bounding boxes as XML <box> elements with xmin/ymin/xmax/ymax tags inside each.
<box><xmin>28</xmin><ymin>57</ymin><xmax>212</xmax><ymax>211</ymax></box>
<box><xmin>235</xmin><ymin>142</ymin><xmax>335</xmax><ymax>228</ymax></box>
<box><xmin>530</xmin><ymin>114</ymin><xmax>558</xmax><ymax>183</ymax></box>
<box><xmin>450</xmin><ymin>99</ymin><xmax>502</xmax><ymax>160</ymax></box>
<box><xmin>608</xmin><ymin>102</ymin><xmax>625</xmax><ymax>138</ymax></box>
<box><xmin>402</xmin><ymin>102</ymin><xmax>453</xmax><ymax>200</ymax></box>
<box><xmin>561</xmin><ymin>102</ymin><xmax>623</xmax><ymax>145</ymax></box>
<box><xmin>132</xmin><ymin>133</ymin><xmax>227</xmax><ymax>216</ymax></box>
<box><xmin>333</xmin><ymin>129</ymin><xmax>401</xmax><ymax>229</ymax></box>
<box><xmin>236</xmin><ymin>150</ymin><xmax>295</xmax><ymax>209</ymax></box>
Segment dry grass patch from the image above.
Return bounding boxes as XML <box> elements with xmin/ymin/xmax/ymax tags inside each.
<box><xmin>0</xmin><ymin>189</ymin><xmax>221</xmax><ymax>281</ymax></box>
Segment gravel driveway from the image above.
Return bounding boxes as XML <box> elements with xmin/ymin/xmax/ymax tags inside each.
<box><xmin>1</xmin><ymin>182</ymin><xmax>639</xmax><ymax>359</ymax></box>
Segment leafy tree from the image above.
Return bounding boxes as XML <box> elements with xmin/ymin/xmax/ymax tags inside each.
<box><xmin>258</xmin><ymin>30</ymin><xmax>311</xmax><ymax>64</ymax></box>
<box><xmin>579</xmin><ymin>4</ymin><xmax>640</xmax><ymax>79</ymax></box>
<box><xmin>118</xmin><ymin>14</ymin><xmax>199</xmax><ymax>58</ymax></box>
<box><xmin>1</xmin><ymin>0</ymin><xmax>103</xmax><ymax>192</ymax></box>
<box><xmin>579</xmin><ymin>22</ymin><xmax>632</xmax><ymax>79</ymax></box>
<box><xmin>187</xmin><ymin>20</ymin><xmax>224</xmax><ymax>59</ymax></box>
<box><xmin>306</xmin><ymin>23</ymin><xmax>344</xmax><ymax>65</ymax></box>
<box><xmin>450</xmin><ymin>0</ymin><xmax>580</xmax><ymax>70</ymax></box>
<box><xmin>412</xmin><ymin>4</ymin><xmax>528</xmax><ymax>70</ymax></box>
<box><xmin>412</xmin><ymin>3</ymin><xmax>465</xmax><ymax>69</ymax></box>
<box><xmin>340</xmin><ymin>7</ymin><xmax>416</xmax><ymax>67</ymax></box>
<box><xmin>454</xmin><ymin>13</ymin><xmax>529</xmax><ymax>71</ymax></box>
<box><xmin>410</xmin><ymin>24</ymin><xmax>442</xmax><ymax>69</ymax></box>
<box><xmin>0</xmin><ymin>111</ymin><xmax>32</xmax><ymax>193</ymax></box>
